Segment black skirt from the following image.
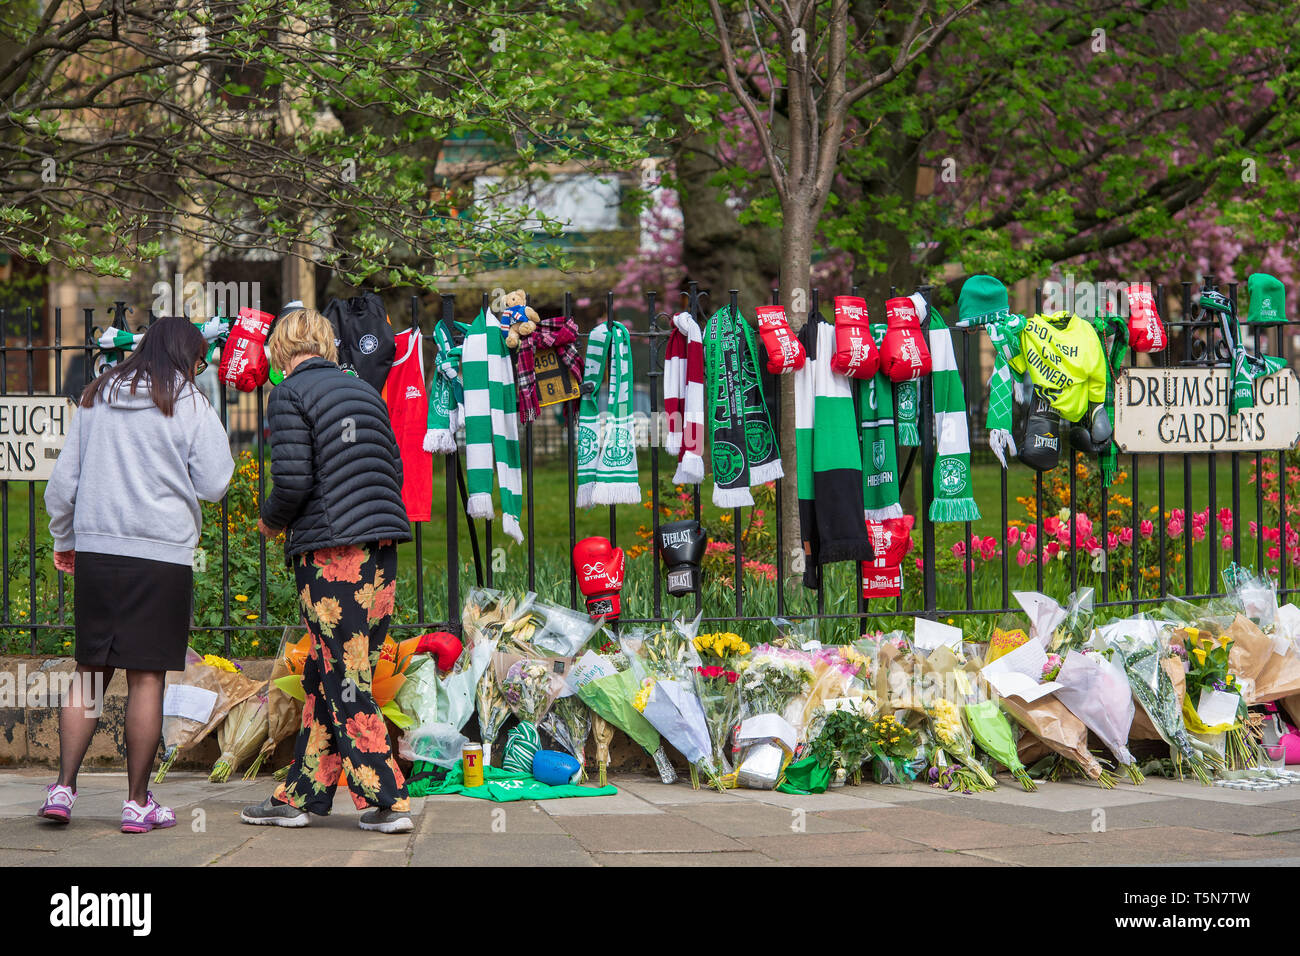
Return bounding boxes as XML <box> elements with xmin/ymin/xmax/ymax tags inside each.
<box><xmin>74</xmin><ymin>552</ymin><xmax>193</xmax><ymax>672</ymax></box>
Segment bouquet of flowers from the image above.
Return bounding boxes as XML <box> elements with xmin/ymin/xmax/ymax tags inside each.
<box><xmin>209</xmin><ymin>690</ymin><xmax>269</xmax><ymax>782</ymax></box>
<box><xmin>926</xmin><ymin>697</ymin><xmax>996</xmax><ymax>793</ymax></box>
<box><xmin>791</xmin><ymin>646</ymin><xmax>869</xmax><ymax>733</ymax></box>
<box><xmin>861</xmin><ymin>712</ymin><xmax>921</xmax><ymax>784</ymax></box>
<box><xmin>1179</xmin><ymin>625</ymin><xmax>1256</xmax><ymax>769</ymax></box>
<box><xmin>155</xmin><ymin>648</ymin><xmax>262</xmax><ymax>782</ymax></box>
<box><xmin>806</xmin><ymin>706</ymin><xmax>873</xmax><ymax>784</ymax></box>
<box><xmin>1052</xmin><ymin>648</ymin><xmax>1145</xmax><ymax>784</ymax></box>
<box><xmin>738</xmin><ymin>645</ymin><xmax>816</xmax><ymax>729</ymax></box>
<box><xmin>499</xmin><ymin>656</ymin><xmax>564</xmax><ymax>726</ymax></box>
<box><xmin>540</xmin><ymin>695</ymin><xmax>592</xmax><ymax>776</ymax></box>
<box><xmin>694</xmin><ymin>631</ymin><xmax>752</xmax><ymax>664</ymax></box>
<box><xmin>572</xmin><ymin>642</ymin><xmax>674</xmax><ymax>785</ymax></box>
<box><xmin>396</xmin><ymin>634</ymin><xmax>493</xmax><ymax>769</ymax></box>
<box><xmin>695</xmin><ymin>664</ymin><xmax>742</xmax><ymax>774</ymax></box>
<box><xmin>622</xmin><ymin>617</ymin><xmax>722</xmax><ymax>789</ymax></box>
<box><xmin>244</xmin><ymin>628</ymin><xmax>305</xmax><ymax>778</ymax></box>
<box><xmin>964</xmin><ymin>699</ymin><xmax>1036</xmax><ymax>791</ymax></box>
<box><xmin>1117</xmin><ymin>635</ymin><xmax>1216</xmax><ymax>783</ymax></box>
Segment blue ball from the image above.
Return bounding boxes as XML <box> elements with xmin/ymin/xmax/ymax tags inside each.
<box><xmin>532</xmin><ymin>749</ymin><xmax>581</xmax><ymax>786</ymax></box>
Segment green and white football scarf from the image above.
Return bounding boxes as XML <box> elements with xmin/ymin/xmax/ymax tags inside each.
<box><xmin>981</xmin><ymin>312</ymin><xmax>1029</xmax><ymax>468</ymax></box>
<box><xmin>576</xmin><ymin>320</ymin><xmax>640</xmax><ymax>508</ymax></box>
<box><xmin>425</xmin><ymin>320</ymin><xmax>466</xmax><ymax>454</ymax></box>
<box><xmin>1200</xmin><ymin>289</ymin><xmax>1288</xmax><ymax>415</ymax></box>
<box><xmin>1091</xmin><ymin>314</ymin><xmax>1128</xmax><ymax>486</ymax></box>
<box><xmin>861</xmin><ymin>321</ymin><xmax>903</xmax><ymax>520</ymax></box>
<box><xmin>926</xmin><ymin>302</ymin><xmax>981</xmax><ymax>524</ymax></box>
<box><xmin>462</xmin><ymin>309</ymin><xmax>523</xmax><ymax>543</ymax></box>
<box><xmin>704</xmin><ymin>305</ymin><xmax>783</xmax><ymax>508</ymax></box>
<box><xmin>796</xmin><ymin>319</ymin><xmax>873</xmax><ymax>587</ymax></box>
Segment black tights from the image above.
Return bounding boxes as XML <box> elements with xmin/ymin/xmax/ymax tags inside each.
<box><xmin>57</xmin><ymin>665</ymin><xmax>165</xmax><ymax>806</ymax></box>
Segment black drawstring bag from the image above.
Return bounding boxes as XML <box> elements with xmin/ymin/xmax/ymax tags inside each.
<box><xmin>322</xmin><ymin>292</ymin><xmax>396</xmax><ymax>393</ymax></box>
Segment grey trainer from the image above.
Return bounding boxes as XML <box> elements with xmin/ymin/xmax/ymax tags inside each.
<box><xmin>240</xmin><ymin>796</ymin><xmax>310</xmax><ymax>828</ymax></box>
<box><xmin>358</xmin><ymin>807</ymin><xmax>413</xmax><ymax>833</ymax></box>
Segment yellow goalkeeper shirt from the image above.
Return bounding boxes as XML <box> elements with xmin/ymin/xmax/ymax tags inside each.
<box><xmin>1009</xmin><ymin>311</ymin><xmax>1106</xmax><ymax>423</ymax></box>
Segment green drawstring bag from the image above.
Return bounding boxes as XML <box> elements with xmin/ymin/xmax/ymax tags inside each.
<box><xmin>776</xmin><ymin>756</ymin><xmax>832</xmax><ymax>795</ymax></box>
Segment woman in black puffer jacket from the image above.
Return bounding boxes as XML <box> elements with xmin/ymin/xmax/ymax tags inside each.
<box><xmin>243</xmin><ymin>308</ymin><xmax>414</xmax><ymax>835</ymax></box>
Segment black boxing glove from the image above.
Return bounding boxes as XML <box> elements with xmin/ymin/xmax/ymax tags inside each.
<box><xmin>1069</xmin><ymin>402</ymin><xmax>1113</xmax><ymax>455</ymax></box>
<box><xmin>657</xmin><ymin>519</ymin><xmax>708</xmax><ymax>597</ymax></box>
<box><xmin>1018</xmin><ymin>389</ymin><xmax>1063</xmax><ymax>472</ymax></box>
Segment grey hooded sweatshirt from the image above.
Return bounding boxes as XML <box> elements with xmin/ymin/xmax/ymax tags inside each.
<box><xmin>44</xmin><ymin>377</ymin><xmax>235</xmax><ymax>566</ymax></box>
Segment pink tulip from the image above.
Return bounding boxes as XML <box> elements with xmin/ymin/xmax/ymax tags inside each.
<box><xmin>952</xmin><ymin>541</ymin><xmax>966</xmax><ymax>558</ymax></box>
<box><xmin>1007</xmin><ymin>525</ymin><xmax>1021</xmax><ymax>545</ymax></box>
<box><xmin>1217</xmin><ymin>507</ymin><xmax>1232</xmax><ymax>532</ymax></box>
<box><xmin>1268</xmin><ymin>546</ymin><xmax>1281</xmax><ymax>561</ymax></box>
<box><xmin>1043</xmin><ymin>516</ymin><xmax>1061</xmax><ymax>536</ymax></box>
<box><xmin>1107</xmin><ymin>532</ymin><xmax>1119</xmax><ymax>552</ymax></box>
<box><xmin>1191</xmin><ymin>523</ymin><xmax>1206</xmax><ymax>542</ymax></box>
<box><xmin>1016</xmin><ymin>549</ymin><xmax>1033</xmax><ymax>567</ymax></box>
<box><xmin>980</xmin><ymin>540</ymin><xmax>997</xmax><ymax>561</ymax></box>
<box><xmin>1139</xmin><ymin>519</ymin><xmax>1154</xmax><ymax>539</ymax></box>
<box><xmin>1119</xmin><ymin>527</ymin><xmax>1134</xmax><ymax>546</ymax></box>
<box><xmin>915</xmin><ymin>558</ymin><xmax>924</xmax><ymax>571</ymax></box>
<box><xmin>1045</xmin><ymin>542</ymin><xmax>1061</xmax><ymax>559</ymax></box>
<box><xmin>1167</xmin><ymin>519</ymin><xmax>1184</xmax><ymax>538</ymax></box>
<box><xmin>1075</xmin><ymin>513</ymin><xmax>1093</xmax><ymax>539</ymax></box>
<box><xmin>1221</xmin><ymin>534</ymin><xmax>1232</xmax><ymax>550</ymax></box>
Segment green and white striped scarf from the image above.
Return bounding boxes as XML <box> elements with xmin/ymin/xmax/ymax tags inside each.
<box><xmin>425</xmin><ymin>320</ymin><xmax>466</xmax><ymax>454</ymax></box>
<box><xmin>704</xmin><ymin>304</ymin><xmax>783</xmax><ymax>508</ymax></box>
<box><xmin>978</xmin><ymin>312</ymin><xmax>1028</xmax><ymax>468</ymax></box>
<box><xmin>462</xmin><ymin>309</ymin><xmax>523</xmax><ymax>543</ymax></box>
<box><xmin>576</xmin><ymin>321</ymin><xmax>640</xmax><ymax>508</ymax></box>
<box><xmin>861</xmin><ymin>322</ymin><xmax>903</xmax><ymax>520</ymax></box>
<box><xmin>927</xmin><ymin>303</ymin><xmax>981</xmax><ymax>524</ymax></box>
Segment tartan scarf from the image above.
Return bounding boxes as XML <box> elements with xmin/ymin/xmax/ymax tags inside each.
<box><xmin>861</xmin><ymin>321</ymin><xmax>903</xmax><ymax>520</ymax></box>
<box><xmin>515</xmin><ymin>314</ymin><xmax>582</xmax><ymax>425</ymax></box>
<box><xmin>425</xmin><ymin>320</ymin><xmax>466</xmax><ymax>454</ymax></box>
<box><xmin>462</xmin><ymin>309</ymin><xmax>523</xmax><ymax>543</ymax></box>
<box><xmin>576</xmin><ymin>321</ymin><xmax>640</xmax><ymax>508</ymax></box>
<box><xmin>704</xmin><ymin>304</ymin><xmax>783</xmax><ymax>508</ymax></box>
<box><xmin>927</xmin><ymin>302</ymin><xmax>981</xmax><ymax>523</ymax></box>
<box><xmin>795</xmin><ymin>318</ymin><xmax>873</xmax><ymax>588</ymax></box>
<box><xmin>663</xmin><ymin>310</ymin><xmax>705</xmax><ymax>485</ymax></box>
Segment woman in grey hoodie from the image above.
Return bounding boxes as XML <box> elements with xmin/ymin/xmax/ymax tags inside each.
<box><xmin>39</xmin><ymin>316</ymin><xmax>235</xmax><ymax>833</ymax></box>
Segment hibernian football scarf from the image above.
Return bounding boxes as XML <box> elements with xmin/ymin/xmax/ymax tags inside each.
<box><xmin>425</xmin><ymin>320</ymin><xmax>466</xmax><ymax>454</ymax></box>
<box><xmin>796</xmin><ymin>319</ymin><xmax>873</xmax><ymax>588</ymax></box>
<box><xmin>973</xmin><ymin>313</ymin><xmax>1028</xmax><ymax>468</ymax></box>
<box><xmin>892</xmin><ymin>292</ymin><xmax>926</xmax><ymax>447</ymax></box>
<box><xmin>663</xmin><ymin>311</ymin><xmax>705</xmax><ymax>485</ymax></box>
<box><xmin>462</xmin><ymin>309</ymin><xmax>523</xmax><ymax>543</ymax></box>
<box><xmin>576</xmin><ymin>321</ymin><xmax>640</xmax><ymax>508</ymax></box>
<box><xmin>927</xmin><ymin>303</ymin><xmax>981</xmax><ymax>523</ymax></box>
<box><xmin>861</xmin><ymin>321</ymin><xmax>903</xmax><ymax>520</ymax></box>
<box><xmin>1200</xmin><ymin>289</ymin><xmax>1289</xmax><ymax>415</ymax></box>
<box><xmin>704</xmin><ymin>305</ymin><xmax>783</xmax><ymax>508</ymax></box>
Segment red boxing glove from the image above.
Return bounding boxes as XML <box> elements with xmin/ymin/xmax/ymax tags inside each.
<box><xmin>755</xmin><ymin>305</ymin><xmax>805</xmax><ymax>374</ymax></box>
<box><xmin>416</xmin><ymin>631</ymin><xmax>463</xmax><ymax>671</ymax></box>
<box><xmin>880</xmin><ymin>296</ymin><xmax>933</xmax><ymax>382</ymax></box>
<box><xmin>830</xmin><ymin>296</ymin><xmax>879</xmax><ymax>379</ymax></box>
<box><xmin>860</xmin><ymin>515</ymin><xmax>915</xmax><ymax>599</ymax></box>
<box><xmin>573</xmin><ymin>536</ymin><xmax>625</xmax><ymax>622</ymax></box>
<box><xmin>219</xmin><ymin>307</ymin><xmax>273</xmax><ymax>391</ymax></box>
<box><xmin>1125</xmin><ymin>283</ymin><xmax>1167</xmax><ymax>353</ymax></box>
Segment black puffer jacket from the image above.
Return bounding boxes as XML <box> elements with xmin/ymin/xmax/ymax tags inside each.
<box><xmin>261</xmin><ymin>357</ymin><xmax>411</xmax><ymax>557</ymax></box>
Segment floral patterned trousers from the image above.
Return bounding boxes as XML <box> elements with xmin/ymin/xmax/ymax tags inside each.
<box><xmin>274</xmin><ymin>540</ymin><xmax>410</xmax><ymax>814</ymax></box>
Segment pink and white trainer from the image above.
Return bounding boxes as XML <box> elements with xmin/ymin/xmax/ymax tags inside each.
<box><xmin>120</xmin><ymin>793</ymin><xmax>176</xmax><ymax>834</ymax></box>
<box><xmin>38</xmin><ymin>784</ymin><xmax>76</xmax><ymax>824</ymax></box>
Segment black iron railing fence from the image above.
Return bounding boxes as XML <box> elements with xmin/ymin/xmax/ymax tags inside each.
<box><xmin>1</xmin><ymin>276</ymin><xmax>1297</xmax><ymax>655</ymax></box>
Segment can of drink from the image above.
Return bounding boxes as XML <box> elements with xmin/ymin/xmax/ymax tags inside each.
<box><xmin>462</xmin><ymin>743</ymin><xmax>485</xmax><ymax>788</ymax></box>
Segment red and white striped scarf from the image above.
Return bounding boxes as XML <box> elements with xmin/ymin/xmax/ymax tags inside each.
<box><xmin>663</xmin><ymin>311</ymin><xmax>705</xmax><ymax>484</ymax></box>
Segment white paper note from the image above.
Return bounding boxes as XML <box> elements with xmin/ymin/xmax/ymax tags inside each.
<box><xmin>1013</xmin><ymin>591</ymin><xmax>1067</xmax><ymax>646</ymax></box>
<box><xmin>162</xmin><ymin>684</ymin><xmax>218</xmax><ymax>723</ymax></box>
<box><xmin>567</xmin><ymin>650</ymin><xmax>618</xmax><ymax>693</ymax></box>
<box><xmin>914</xmin><ymin>618</ymin><xmax>963</xmax><ymax>652</ymax></box>
<box><xmin>1196</xmin><ymin>688</ymin><xmax>1241</xmax><ymax>728</ymax></box>
<box><xmin>981</xmin><ymin>641</ymin><xmax>1062</xmax><ymax>702</ymax></box>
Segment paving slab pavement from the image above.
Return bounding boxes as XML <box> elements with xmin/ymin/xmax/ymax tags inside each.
<box><xmin>3</xmin><ymin>767</ymin><xmax>1300</xmax><ymax>866</ymax></box>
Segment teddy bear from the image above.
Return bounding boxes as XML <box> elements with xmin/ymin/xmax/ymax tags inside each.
<box><xmin>499</xmin><ymin>288</ymin><xmax>538</xmax><ymax>348</ymax></box>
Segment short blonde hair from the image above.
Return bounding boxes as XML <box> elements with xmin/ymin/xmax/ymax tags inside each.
<box><xmin>267</xmin><ymin>308</ymin><xmax>338</xmax><ymax>371</ymax></box>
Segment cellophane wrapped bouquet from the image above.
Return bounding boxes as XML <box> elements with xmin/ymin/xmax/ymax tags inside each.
<box><xmin>156</xmin><ymin>649</ymin><xmax>261</xmax><ymax>783</ymax></box>
<box><xmin>210</xmin><ymin>690</ymin><xmax>269</xmax><ymax>782</ymax></box>
<box><xmin>692</xmin><ymin>631</ymin><xmax>752</xmax><ymax>775</ymax></box>
<box><xmin>622</xmin><ymin>615</ymin><xmax>723</xmax><ymax>790</ymax></box>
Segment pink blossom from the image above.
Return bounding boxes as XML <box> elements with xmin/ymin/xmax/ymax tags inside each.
<box><xmin>1139</xmin><ymin>520</ymin><xmax>1154</xmax><ymax>539</ymax></box>
<box><xmin>1268</xmin><ymin>546</ymin><xmax>1281</xmax><ymax>561</ymax></box>
<box><xmin>915</xmin><ymin>558</ymin><xmax>924</xmax><ymax>571</ymax></box>
<box><xmin>1191</xmin><ymin>523</ymin><xmax>1206</xmax><ymax>542</ymax></box>
<box><xmin>1119</xmin><ymin>527</ymin><xmax>1134</xmax><ymax>546</ymax></box>
<box><xmin>1007</xmin><ymin>526</ymin><xmax>1021</xmax><ymax>546</ymax></box>
<box><xmin>1045</xmin><ymin>541</ymin><xmax>1061</xmax><ymax>560</ymax></box>
<box><xmin>1221</xmin><ymin>534</ymin><xmax>1233</xmax><ymax>550</ymax></box>
<box><xmin>1075</xmin><ymin>513</ymin><xmax>1093</xmax><ymax>540</ymax></box>
<box><xmin>1016</xmin><ymin>549</ymin><xmax>1033</xmax><ymax>567</ymax></box>
<box><xmin>1043</xmin><ymin>516</ymin><xmax>1061</xmax><ymax>536</ymax></box>
<box><xmin>952</xmin><ymin>541</ymin><xmax>966</xmax><ymax>558</ymax></box>
<box><xmin>980</xmin><ymin>540</ymin><xmax>997</xmax><ymax>561</ymax></box>
<box><xmin>1217</xmin><ymin>507</ymin><xmax>1233</xmax><ymax>532</ymax></box>
<box><xmin>1107</xmin><ymin>532</ymin><xmax>1119</xmax><ymax>552</ymax></box>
